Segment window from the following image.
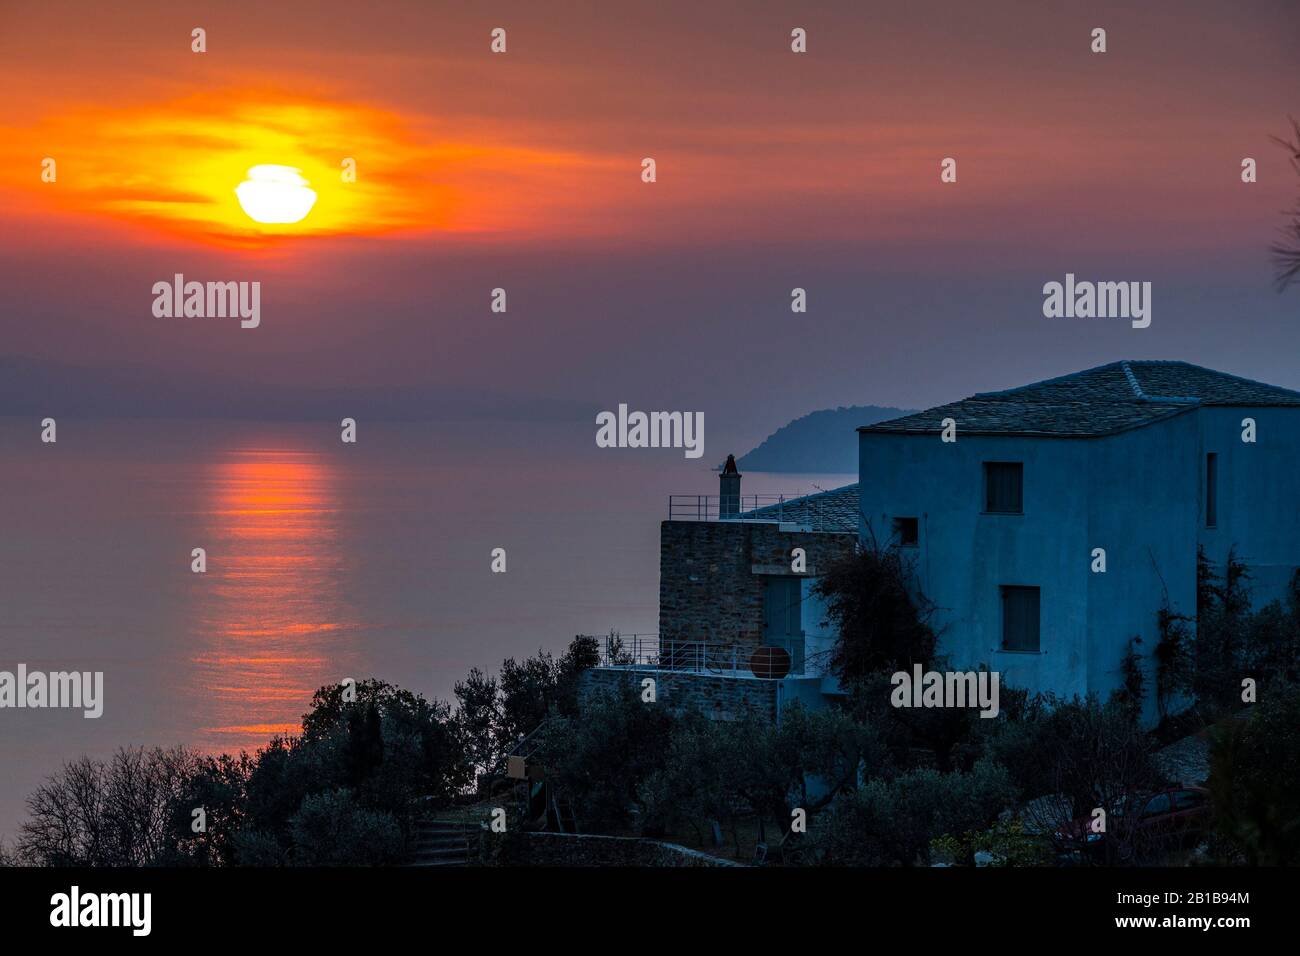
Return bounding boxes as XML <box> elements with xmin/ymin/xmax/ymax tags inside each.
<box><xmin>1173</xmin><ymin>790</ymin><xmax>1206</xmax><ymax>812</ymax></box>
<box><xmin>763</xmin><ymin>576</ymin><xmax>803</xmax><ymax>638</ymax></box>
<box><xmin>984</xmin><ymin>462</ymin><xmax>1023</xmax><ymax>514</ymax></box>
<box><xmin>762</xmin><ymin>576</ymin><xmax>805</xmax><ymax>673</ymax></box>
<box><xmin>1141</xmin><ymin>793</ymin><xmax>1172</xmax><ymax>818</ymax></box>
<box><xmin>1001</xmin><ymin>586</ymin><xmax>1040</xmax><ymax>652</ymax></box>
<box><xmin>893</xmin><ymin>516</ymin><xmax>919</xmax><ymax>547</ymax></box>
<box><xmin>1206</xmin><ymin>453</ymin><xmax>1218</xmax><ymax>528</ymax></box>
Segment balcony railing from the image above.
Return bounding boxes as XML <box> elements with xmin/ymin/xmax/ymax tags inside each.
<box><xmin>667</xmin><ymin>494</ymin><xmax>806</xmax><ymax>522</ymax></box>
<box><xmin>593</xmin><ymin>632</ymin><xmax>807</xmax><ymax>677</ymax></box>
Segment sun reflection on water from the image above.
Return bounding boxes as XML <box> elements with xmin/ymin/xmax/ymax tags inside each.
<box><xmin>190</xmin><ymin>445</ymin><xmax>358</xmax><ymax>751</ymax></box>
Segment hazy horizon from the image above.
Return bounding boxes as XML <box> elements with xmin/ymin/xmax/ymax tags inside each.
<box><xmin>2</xmin><ymin>0</ymin><xmax>1298</xmax><ymax>442</ymax></box>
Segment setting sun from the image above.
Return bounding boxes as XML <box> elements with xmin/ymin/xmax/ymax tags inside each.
<box><xmin>235</xmin><ymin>165</ymin><xmax>318</xmax><ymax>224</ymax></box>
<box><xmin>0</xmin><ymin>88</ymin><xmax>612</xmax><ymax>246</ymax></box>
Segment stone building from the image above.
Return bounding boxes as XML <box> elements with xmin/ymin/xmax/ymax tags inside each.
<box><xmin>585</xmin><ymin>360</ymin><xmax>1300</xmax><ymax>729</ymax></box>
<box><xmin>582</xmin><ymin>455</ymin><xmax>858</xmax><ymax>721</ymax></box>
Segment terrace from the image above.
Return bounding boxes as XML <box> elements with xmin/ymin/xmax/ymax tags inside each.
<box><xmin>665</xmin><ymin>486</ymin><xmax>859</xmax><ymax>534</ymax></box>
<box><xmin>592</xmin><ymin>632</ymin><xmax>811</xmax><ymax>678</ymax></box>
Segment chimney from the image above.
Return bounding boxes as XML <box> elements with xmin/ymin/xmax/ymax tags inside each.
<box><xmin>719</xmin><ymin>454</ymin><xmax>741</xmax><ymax>518</ymax></box>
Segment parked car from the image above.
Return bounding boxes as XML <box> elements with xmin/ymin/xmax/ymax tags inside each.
<box><xmin>1052</xmin><ymin>784</ymin><xmax>1211</xmax><ymax>862</ymax></box>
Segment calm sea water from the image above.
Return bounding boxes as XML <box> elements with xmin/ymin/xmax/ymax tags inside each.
<box><xmin>0</xmin><ymin>416</ymin><xmax>851</xmax><ymax>841</ymax></box>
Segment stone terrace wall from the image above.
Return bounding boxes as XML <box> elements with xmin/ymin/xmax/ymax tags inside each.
<box><xmin>658</xmin><ymin>520</ymin><xmax>856</xmax><ymax>652</ymax></box>
<box><xmin>580</xmin><ymin>667</ymin><xmax>778</xmax><ymax>722</ymax></box>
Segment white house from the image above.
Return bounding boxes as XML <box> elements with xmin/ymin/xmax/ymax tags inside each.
<box><xmin>857</xmin><ymin>360</ymin><xmax>1300</xmax><ymax>724</ymax></box>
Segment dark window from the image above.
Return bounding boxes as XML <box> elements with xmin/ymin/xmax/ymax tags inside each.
<box><xmin>1206</xmin><ymin>453</ymin><xmax>1218</xmax><ymax>527</ymax></box>
<box><xmin>763</xmin><ymin>576</ymin><xmax>802</xmax><ymax>638</ymax></box>
<box><xmin>1001</xmin><ymin>586</ymin><xmax>1040</xmax><ymax>652</ymax></box>
<box><xmin>893</xmin><ymin>517</ymin><xmax>919</xmax><ymax>547</ymax></box>
<box><xmin>984</xmin><ymin>462</ymin><xmax>1023</xmax><ymax>514</ymax></box>
<box><xmin>1141</xmin><ymin>793</ymin><xmax>1172</xmax><ymax>818</ymax></box>
<box><xmin>1173</xmin><ymin>790</ymin><xmax>1205</xmax><ymax>811</ymax></box>
<box><xmin>762</xmin><ymin>576</ymin><xmax>805</xmax><ymax>673</ymax></box>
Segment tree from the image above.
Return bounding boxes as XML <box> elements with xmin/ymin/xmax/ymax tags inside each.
<box><xmin>167</xmin><ymin>751</ymin><xmax>255</xmax><ymax>866</ymax></box>
<box><xmin>996</xmin><ymin>694</ymin><xmax>1162</xmax><ymax>863</ymax></box>
<box><xmin>1154</xmin><ymin>603</ymin><xmax>1195</xmax><ymax>719</ymax></box>
<box><xmin>841</xmin><ymin>668</ymin><xmax>984</xmax><ymax>773</ymax></box>
<box><xmin>1207</xmin><ymin>684</ymin><xmax>1300</xmax><ymax>865</ymax></box>
<box><xmin>1196</xmin><ymin>547</ymin><xmax>1252</xmax><ymax>713</ymax></box>
<box><xmin>18</xmin><ymin>746</ymin><xmax>200</xmax><ymax>866</ymax></box>
<box><xmin>721</xmin><ymin>702</ymin><xmax>884</xmax><ymax>830</ymax></box>
<box><xmin>824</xmin><ymin>759</ymin><xmax>1015</xmax><ymax>866</ymax></box>
<box><xmin>296</xmin><ymin>678</ymin><xmax>470</xmax><ymax>808</ymax></box>
<box><xmin>539</xmin><ymin>681</ymin><xmax>675</xmax><ymax>832</ymax></box>
<box><xmin>454</xmin><ymin>667</ymin><xmax>503</xmax><ymax>784</ymax></box>
<box><xmin>496</xmin><ymin>635</ymin><xmax>599</xmax><ymax>751</ymax></box>
<box><xmin>639</xmin><ymin>710</ymin><xmax>739</xmax><ymax>847</ymax></box>
<box><xmin>1270</xmin><ymin>116</ymin><xmax>1300</xmax><ymax>291</ymax></box>
<box><xmin>1116</xmin><ymin>637</ymin><xmax>1147</xmax><ymax>725</ymax></box>
<box><xmin>345</xmin><ymin>701</ymin><xmax>385</xmax><ymax>787</ymax></box>
<box><xmin>813</xmin><ymin>544</ymin><xmax>938</xmax><ymax>682</ymax></box>
<box><xmin>1193</xmin><ymin>550</ymin><xmax>1300</xmax><ymax>716</ymax></box>
<box><xmin>1244</xmin><ymin>572</ymin><xmax>1300</xmax><ymax>686</ymax></box>
<box><xmin>16</xmin><ymin>678</ymin><xmax>476</xmax><ymax>868</ymax></box>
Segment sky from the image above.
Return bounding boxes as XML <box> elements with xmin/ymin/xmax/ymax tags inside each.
<box><xmin>1</xmin><ymin>0</ymin><xmax>1297</xmax><ymax>454</ymax></box>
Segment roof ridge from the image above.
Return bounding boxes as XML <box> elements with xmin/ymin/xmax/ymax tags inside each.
<box><xmin>972</xmin><ymin>360</ymin><xmax>1126</xmax><ymax>400</ymax></box>
<box><xmin>1130</xmin><ymin>359</ymin><xmax>1300</xmax><ymax>400</ymax></box>
<box><xmin>1123</xmin><ymin>360</ymin><xmax>1200</xmax><ymax>404</ymax></box>
<box><xmin>1120</xmin><ymin>360</ymin><xmax>1145</xmax><ymax>398</ymax></box>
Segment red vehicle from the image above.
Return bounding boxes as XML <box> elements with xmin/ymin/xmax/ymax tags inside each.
<box><xmin>1052</xmin><ymin>785</ymin><xmax>1211</xmax><ymax>862</ymax></box>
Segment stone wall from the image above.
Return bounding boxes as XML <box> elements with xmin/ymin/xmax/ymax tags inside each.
<box><xmin>487</xmin><ymin>830</ymin><xmax>743</xmax><ymax>867</ymax></box>
<box><xmin>658</xmin><ymin>519</ymin><xmax>855</xmax><ymax>651</ymax></box>
<box><xmin>579</xmin><ymin>666</ymin><xmax>778</xmax><ymax>722</ymax></box>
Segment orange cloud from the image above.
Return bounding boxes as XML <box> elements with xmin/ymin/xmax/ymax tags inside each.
<box><xmin>0</xmin><ymin>88</ymin><xmax>613</xmax><ymax>247</ymax></box>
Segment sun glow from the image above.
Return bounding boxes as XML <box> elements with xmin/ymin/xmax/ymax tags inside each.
<box><xmin>235</xmin><ymin>165</ymin><xmax>318</xmax><ymax>224</ymax></box>
<box><xmin>0</xmin><ymin>88</ymin><xmax>611</xmax><ymax>246</ymax></box>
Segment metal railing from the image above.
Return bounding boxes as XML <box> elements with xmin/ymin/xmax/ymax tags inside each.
<box><xmin>593</xmin><ymin>632</ymin><xmax>807</xmax><ymax>676</ymax></box>
<box><xmin>667</xmin><ymin>494</ymin><xmax>805</xmax><ymax>522</ymax></box>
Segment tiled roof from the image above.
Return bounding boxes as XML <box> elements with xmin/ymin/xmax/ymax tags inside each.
<box><xmin>747</xmin><ymin>483</ymin><xmax>859</xmax><ymax>532</ymax></box>
<box><xmin>860</xmin><ymin>361</ymin><xmax>1300</xmax><ymax>438</ymax></box>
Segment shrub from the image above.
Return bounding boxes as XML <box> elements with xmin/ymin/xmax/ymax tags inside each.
<box><xmin>824</xmin><ymin>759</ymin><xmax>1015</xmax><ymax>866</ymax></box>
<box><xmin>288</xmin><ymin>789</ymin><xmax>405</xmax><ymax>866</ymax></box>
<box><xmin>1207</xmin><ymin>684</ymin><xmax>1300</xmax><ymax>865</ymax></box>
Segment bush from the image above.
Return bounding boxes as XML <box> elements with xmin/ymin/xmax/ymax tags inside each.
<box><xmin>1207</xmin><ymin>684</ymin><xmax>1300</xmax><ymax>865</ymax></box>
<box><xmin>539</xmin><ymin>681</ymin><xmax>675</xmax><ymax>832</ymax></box>
<box><xmin>231</xmin><ymin>829</ymin><xmax>286</xmax><ymax>867</ymax></box>
<box><xmin>823</xmin><ymin>759</ymin><xmax>1015</xmax><ymax>866</ymax></box>
<box><xmin>288</xmin><ymin>790</ymin><xmax>405</xmax><ymax>866</ymax></box>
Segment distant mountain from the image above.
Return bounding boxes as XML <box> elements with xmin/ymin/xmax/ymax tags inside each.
<box><xmin>737</xmin><ymin>405</ymin><xmax>914</xmax><ymax>473</ymax></box>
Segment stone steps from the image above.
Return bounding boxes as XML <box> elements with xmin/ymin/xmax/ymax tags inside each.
<box><xmin>409</xmin><ymin>819</ymin><xmax>477</xmax><ymax>867</ymax></box>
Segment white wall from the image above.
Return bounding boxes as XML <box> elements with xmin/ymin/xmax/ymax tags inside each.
<box><xmin>1085</xmin><ymin>413</ymin><xmax>1199</xmax><ymax>724</ymax></box>
<box><xmin>859</xmin><ymin>413</ymin><xmax>1201</xmax><ymax>724</ymax></box>
<box><xmin>1198</xmin><ymin>406</ymin><xmax>1300</xmax><ymax>607</ymax></box>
